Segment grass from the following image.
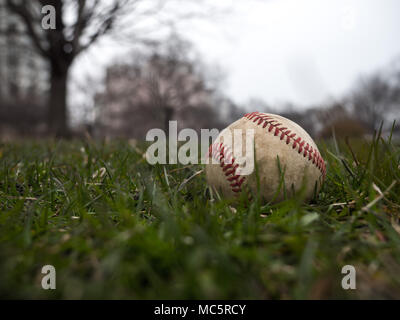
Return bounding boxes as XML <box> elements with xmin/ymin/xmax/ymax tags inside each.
<box><xmin>0</xmin><ymin>128</ymin><xmax>400</xmax><ymax>299</ymax></box>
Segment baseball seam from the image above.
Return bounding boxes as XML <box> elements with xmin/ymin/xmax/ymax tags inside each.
<box><xmin>208</xmin><ymin>112</ymin><xmax>326</xmax><ymax>195</ymax></box>
<box><xmin>207</xmin><ymin>142</ymin><xmax>246</xmax><ymax>193</ymax></box>
<box><xmin>244</xmin><ymin>111</ymin><xmax>326</xmax><ymax>177</ymax></box>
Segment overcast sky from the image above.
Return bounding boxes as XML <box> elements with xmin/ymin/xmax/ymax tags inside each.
<box><xmin>72</xmin><ymin>0</ymin><xmax>400</xmax><ymax>114</ymax></box>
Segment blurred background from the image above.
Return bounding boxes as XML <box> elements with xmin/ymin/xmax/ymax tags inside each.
<box><xmin>0</xmin><ymin>0</ymin><xmax>400</xmax><ymax>141</ymax></box>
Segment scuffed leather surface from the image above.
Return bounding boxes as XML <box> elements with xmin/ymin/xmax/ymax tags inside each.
<box><xmin>205</xmin><ymin>113</ymin><xmax>325</xmax><ymax>203</ymax></box>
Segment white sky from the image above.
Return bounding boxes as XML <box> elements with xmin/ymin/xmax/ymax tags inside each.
<box><xmin>71</xmin><ymin>0</ymin><xmax>400</xmax><ymax>116</ymax></box>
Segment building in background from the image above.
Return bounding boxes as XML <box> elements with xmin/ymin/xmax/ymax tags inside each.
<box><xmin>95</xmin><ymin>47</ymin><xmax>227</xmax><ymax>139</ymax></box>
<box><xmin>0</xmin><ymin>0</ymin><xmax>48</xmax><ymax>101</ymax></box>
<box><xmin>0</xmin><ymin>0</ymin><xmax>48</xmax><ymax>137</ymax></box>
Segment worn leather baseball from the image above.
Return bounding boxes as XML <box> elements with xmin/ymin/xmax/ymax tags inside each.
<box><xmin>205</xmin><ymin>112</ymin><xmax>326</xmax><ymax>203</ymax></box>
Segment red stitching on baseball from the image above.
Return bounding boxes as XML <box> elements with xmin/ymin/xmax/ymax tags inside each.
<box><xmin>244</xmin><ymin>112</ymin><xmax>326</xmax><ymax>178</ymax></box>
<box><xmin>207</xmin><ymin>143</ymin><xmax>246</xmax><ymax>193</ymax></box>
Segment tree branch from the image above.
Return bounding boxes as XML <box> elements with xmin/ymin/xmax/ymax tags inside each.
<box><xmin>75</xmin><ymin>0</ymin><xmax>130</xmax><ymax>55</ymax></box>
<box><xmin>5</xmin><ymin>0</ymin><xmax>50</xmax><ymax>58</ymax></box>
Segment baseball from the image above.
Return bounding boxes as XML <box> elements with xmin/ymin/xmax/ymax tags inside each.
<box><xmin>205</xmin><ymin>112</ymin><xmax>326</xmax><ymax>203</ymax></box>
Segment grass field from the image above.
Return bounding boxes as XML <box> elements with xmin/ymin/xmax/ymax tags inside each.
<box><xmin>1</xmin><ymin>126</ymin><xmax>400</xmax><ymax>299</ymax></box>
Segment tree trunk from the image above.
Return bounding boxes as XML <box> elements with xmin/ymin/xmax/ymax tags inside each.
<box><xmin>164</xmin><ymin>105</ymin><xmax>174</xmax><ymax>136</ymax></box>
<box><xmin>48</xmin><ymin>63</ymin><xmax>70</xmax><ymax>138</ymax></box>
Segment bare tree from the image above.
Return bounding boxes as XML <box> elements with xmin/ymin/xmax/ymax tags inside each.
<box><xmin>4</xmin><ymin>0</ymin><xmax>218</xmax><ymax>137</ymax></box>
<box><xmin>96</xmin><ymin>35</ymin><xmax>224</xmax><ymax>138</ymax></box>
<box><xmin>3</xmin><ymin>1</ymin><xmax>130</xmax><ymax>136</ymax></box>
<box><xmin>350</xmin><ymin>73</ymin><xmax>397</xmax><ymax>131</ymax></box>
<box><xmin>145</xmin><ymin>35</ymin><xmax>216</xmax><ymax>134</ymax></box>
